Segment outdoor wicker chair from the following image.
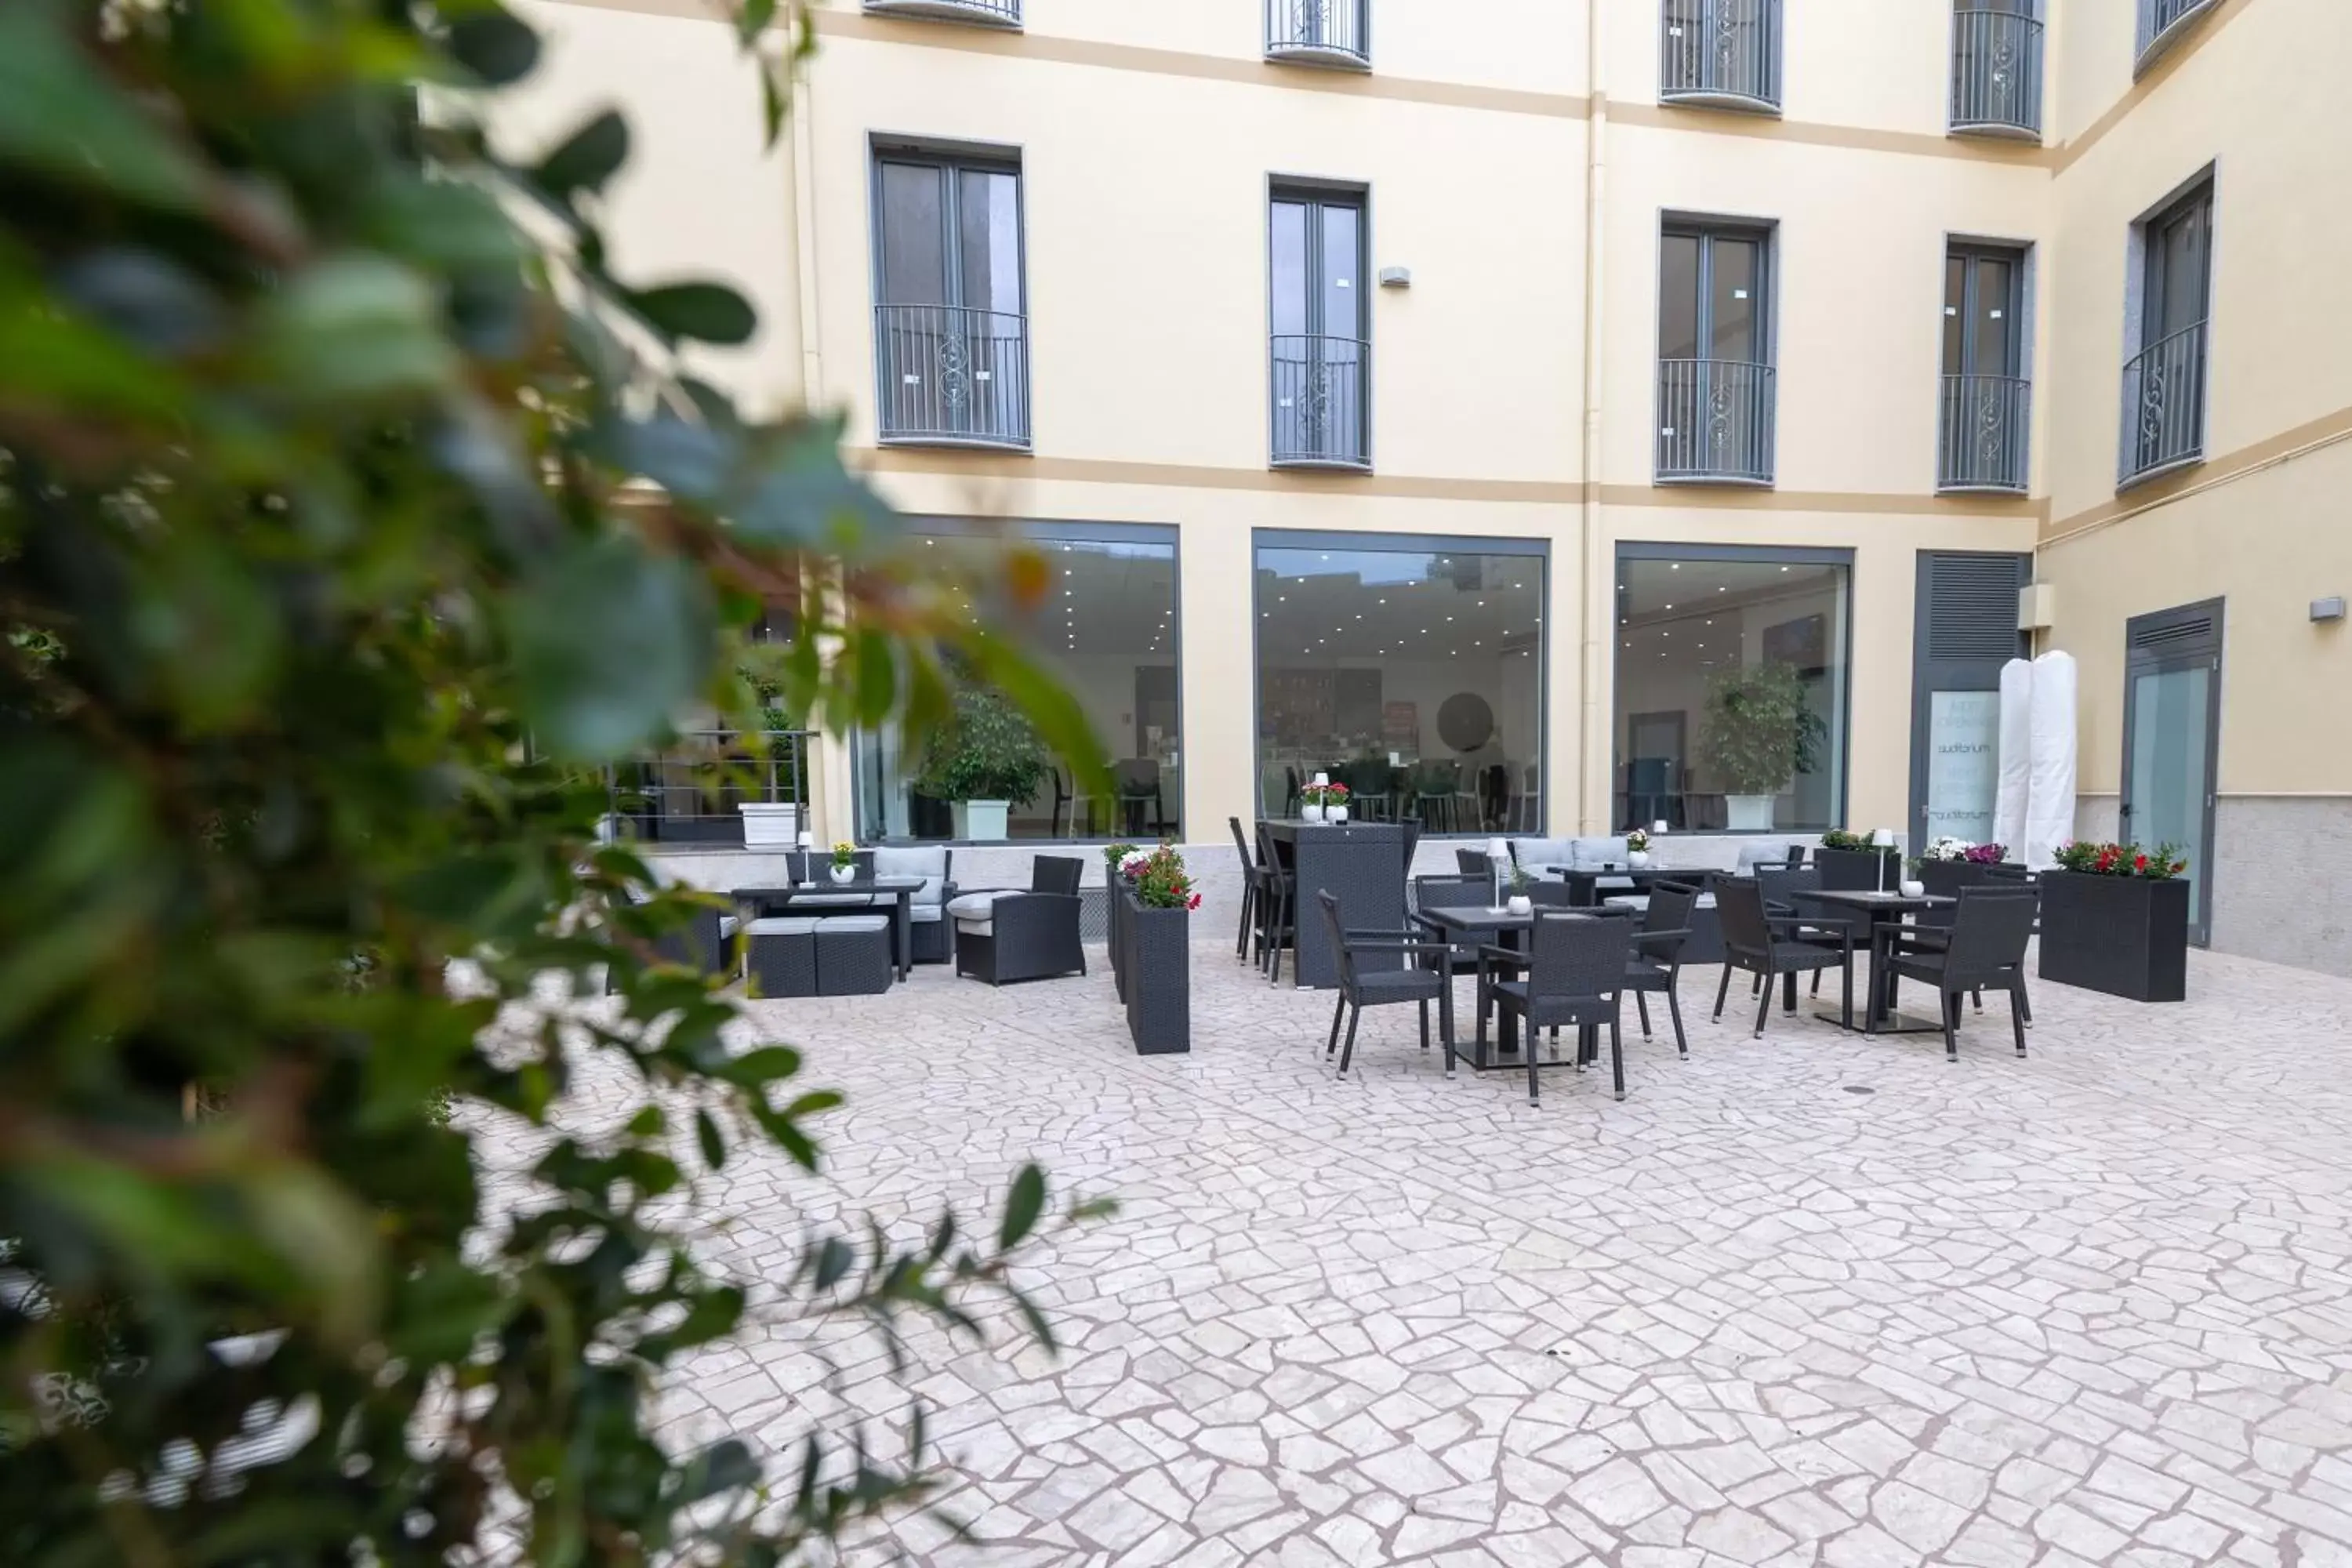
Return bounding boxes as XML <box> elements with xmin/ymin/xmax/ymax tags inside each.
<box><xmin>1313</xmin><ymin>891</ymin><xmax>1457</xmax><ymax>1082</ymax></box>
<box><xmin>1712</xmin><ymin>876</ymin><xmax>1854</xmax><ymax>1036</ymax></box>
<box><xmin>1229</xmin><ymin>816</ymin><xmax>1268</xmax><ymax>964</ymax></box>
<box><xmin>1475</xmin><ymin>909</ymin><xmax>1639</xmax><ymax>1105</ymax></box>
<box><xmin>1876</xmin><ymin>887</ymin><xmax>2038</xmax><ymax>1058</ymax></box>
<box><xmin>1624</xmin><ymin>879</ymin><xmax>1700</xmax><ymax>1057</ymax></box>
<box><xmin>949</xmin><ymin>856</ymin><xmax>1087</xmax><ymax>986</ymax></box>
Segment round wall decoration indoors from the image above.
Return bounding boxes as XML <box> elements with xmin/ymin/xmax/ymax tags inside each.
<box><xmin>1436</xmin><ymin>692</ymin><xmax>1494</xmax><ymax>753</ymax></box>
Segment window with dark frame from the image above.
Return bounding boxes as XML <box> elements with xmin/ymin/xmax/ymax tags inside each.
<box><xmin>1269</xmin><ymin>187</ymin><xmax>1370</xmax><ymax>470</ymax></box>
<box><xmin>1938</xmin><ymin>243</ymin><xmax>2030</xmax><ymax>492</ymax></box>
<box><xmin>871</xmin><ymin>148</ymin><xmax>1030</xmax><ymax>449</ymax></box>
<box><xmin>1657</xmin><ymin>221</ymin><xmax>1777</xmax><ymax>484</ymax></box>
<box><xmin>2122</xmin><ymin>178</ymin><xmax>2212</xmax><ymax>484</ymax></box>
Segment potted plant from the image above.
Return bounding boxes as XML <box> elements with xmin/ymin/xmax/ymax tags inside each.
<box><xmin>1314</xmin><ymin>781</ymin><xmax>1351</xmax><ymax>823</ymax></box>
<box><xmin>2040</xmin><ymin>840</ymin><xmax>2192</xmax><ymax>1002</ymax></box>
<box><xmin>1817</xmin><ymin>827</ymin><xmax>1902</xmax><ymax>892</ymax></box>
<box><xmin>1118</xmin><ymin>843</ymin><xmax>1197</xmax><ymax>1055</ymax></box>
<box><xmin>1103</xmin><ymin>843</ymin><xmax>1138</xmax><ymax>1004</ymax></box>
<box><xmin>915</xmin><ymin>685</ymin><xmax>1048</xmax><ymax>842</ymax></box>
<box><xmin>1625</xmin><ymin>827</ymin><xmax>1652</xmax><ymax>869</ymax></box>
<box><xmin>1505</xmin><ymin>865</ymin><xmax>1534</xmax><ymax>917</ymax></box>
<box><xmin>1914</xmin><ymin>838</ymin><xmax>2007</xmax><ymax>902</ymax></box>
<box><xmin>1697</xmin><ymin>662</ymin><xmax>1826</xmax><ymax>833</ymax></box>
<box><xmin>829</xmin><ymin>842</ymin><xmax>858</xmax><ymax>885</ymax></box>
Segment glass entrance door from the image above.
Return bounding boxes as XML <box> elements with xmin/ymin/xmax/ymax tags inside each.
<box><xmin>2121</xmin><ymin>655</ymin><xmax>2220</xmax><ymax>945</ymax></box>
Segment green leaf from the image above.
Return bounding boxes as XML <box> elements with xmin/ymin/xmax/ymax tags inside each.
<box><xmin>0</xmin><ymin>4</ymin><xmax>208</xmax><ymax>211</ymax></box>
<box><xmin>811</xmin><ymin>1236</ymin><xmax>852</xmax><ymax>1291</ymax></box>
<box><xmin>627</xmin><ymin>281</ymin><xmax>757</xmax><ymax>347</ymax></box>
<box><xmin>997</xmin><ymin>1164</ymin><xmax>1045</xmax><ymax>1253</ymax></box>
<box><xmin>507</xmin><ymin>535</ymin><xmax>716</xmax><ymax>759</ymax></box>
<box><xmin>695</xmin><ymin>1107</ymin><xmax>725</xmax><ymax>1170</ymax></box>
<box><xmin>736</xmin><ymin>0</ymin><xmax>779</xmax><ymax>44</ymax></box>
<box><xmin>256</xmin><ymin>253</ymin><xmax>459</xmax><ymax>404</ymax></box>
<box><xmin>533</xmin><ymin>110</ymin><xmax>629</xmax><ymax>201</ymax></box>
<box><xmin>672</xmin><ymin>1439</ymin><xmax>761</xmax><ymax>1504</ymax></box>
<box><xmin>446</xmin><ymin>6</ymin><xmax>541</xmax><ymax>85</ymax></box>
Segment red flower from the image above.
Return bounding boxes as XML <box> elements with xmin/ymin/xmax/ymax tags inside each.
<box><xmin>2134</xmin><ymin>853</ymin><xmax>2148</xmax><ymax>873</ymax></box>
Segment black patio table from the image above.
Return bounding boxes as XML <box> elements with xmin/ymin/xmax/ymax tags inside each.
<box><xmin>1415</xmin><ymin>904</ymin><xmax>1611</xmax><ymax>1071</ymax></box>
<box><xmin>731</xmin><ymin>877</ymin><xmax>924</xmax><ymax>982</ymax></box>
<box><xmin>1808</xmin><ymin>889</ymin><xmax>1956</xmax><ymax>1034</ymax></box>
<box><xmin>1544</xmin><ymin>865</ymin><xmax>1679</xmax><ymax>907</ymax></box>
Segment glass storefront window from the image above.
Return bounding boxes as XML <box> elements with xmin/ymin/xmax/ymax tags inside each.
<box><xmin>856</xmin><ymin>526</ymin><xmax>1180</xmax><ymax>842</ymax></box>
<box><xmin>1254</xmin><ymin>536</ymin><xmax>1545</xmax><ymax>833</ymax></box>
<box><xmin>1613</xmin><ymin>548</ymin><xmax>1849</xmax><ymax>833</ymax></box>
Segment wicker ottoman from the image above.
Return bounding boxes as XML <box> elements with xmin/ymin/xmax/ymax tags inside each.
<box><xmin>815</xmin><ymin>916</ymin><xmax>894</xmax><ymax>996</ymax></box>
<box><xmin>745</xmin><ymin>917</ymin><xmax>819</xmax><ymax>997</ymax></box>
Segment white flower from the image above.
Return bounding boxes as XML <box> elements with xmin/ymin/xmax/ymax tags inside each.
<box><xmin>1118</xmin><ymin>850</ymin><xmax>1152</xmax><ymax>876</ymax></box>
<box><xmin>1922</xmin><ymin>837</ymin><xmax>1973</xmax><ymax>862</ymax></box>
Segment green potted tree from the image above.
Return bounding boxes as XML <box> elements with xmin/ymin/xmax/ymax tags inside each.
<box><xmin>1697</xmin><ymin>662</ymin><xmax>1826</xmax><ymax>832</ymax></box>
<box><xmin>916</xmin><ymin>685</ymin><xmax>1050</xmax><ymax>841</ymax></box>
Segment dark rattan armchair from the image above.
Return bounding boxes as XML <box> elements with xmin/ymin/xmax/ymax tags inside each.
<box><xmin>1877</xmin><ymin>887</ymin><xmax>2038</xmax><ymax>1058</ymax></box>
<box><xmin>1313</xmin><ymin>891</ymin><xmax>1457</xmax><ymax>1082</ymax></box>
<box><xmin>1475</xmin><ymin>909</ymin><xmax>1639</xmax><ymax>1105</ymax></box>
<box><xmin>1712</xmin><ymin>877</ymin><xmax>1854</xmax><ymax>1036</ymax></box>
<box><xmin>951</xmin><ymin>856</ymin><xmax>1086</xmax><ymax>986</ymax></box>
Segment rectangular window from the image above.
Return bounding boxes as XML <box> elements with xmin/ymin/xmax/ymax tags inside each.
<box><xmin>1254</xmin><ymin>535</ymin><xmax>1545</xmax><ymax>835</ymax></box>
<box><xmin>871</xmin><ymin>147</ymin><xmax>1029</xmax><ymax>449</ymax></box>
<box><xmin>1269</xmin><ymin>186</ymin><xmax>1369</xmax><ymax>470</ymax></box>
<box><xmin>855</xmin><ymin>525</ymin><xmax>1181</xmax><ymax>842</ymax></box>
<box><xmin>1612</xmin><ymin>546</ymin><xmax>1851</xmax><ymax>834</ymax></box>
<box><xmin>1657</xmin><ymin>220</ymin><xmax>1776</xmax><ymax>484</ymax></box>
<box><xmin>2122</xmin><ymin>178</ymin><xmax>2212</xmax><ymax>485</ymax></box>
<box><xmin>1938</xmin><ymin>242</ymin><xmax>2030</xmax><ymax>492</ymax></box>
<box><xmin>1660</xmin><ymin>0</ymin><xmax>1781</xmax><ymax>113</ymax></box>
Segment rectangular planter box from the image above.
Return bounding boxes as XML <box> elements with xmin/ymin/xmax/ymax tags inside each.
<box><xmin>1120</xmin><ymin>892</ymin><xmax>1190</xmax><ymax>1054</ymax></box>
<box><xmin>1108</xmin><ymin>877</ymin><xmax>1130</xmax><ymax>1004</ymax></box>
<box><xmin>1816</xmin><ymin>845</ymin><xmax>1904</xmax><ymax>893</ymax></box>
<box><xmin>2038</xmin><ymin>870</ymin><xmax>2189</xmax><ymax>1002</ymax></box>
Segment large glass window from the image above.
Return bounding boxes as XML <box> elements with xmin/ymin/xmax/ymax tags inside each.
<box><xmin>1612</xmin><ymin>548</ymin><xmax>1849</xmax><ymax>833</ymax></box>
<box><xmin>1254</xmin><ymin>536</ymin><xmax>1545</xmax><ymax>834</ymax></box>
<box><xmin>855</xmin><ymin>526</ymin><xmax>1180</xmax><ymax>843</ymax></box>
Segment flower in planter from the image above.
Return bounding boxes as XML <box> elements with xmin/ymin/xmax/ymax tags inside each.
<box><xmin>1102</xmin><ymin>841</ymin><xmax>1138</xmax><ymax>870</ymax></box>
<box><xmin>1301</xmin><ymin>782</ymin><xmax>1351</xmax><ymax>806</ymax></box>
<box><xmin>1118</xmin><ymin>848</ymin><xmax>1154</xmax><ymax>880</ymax></box>
<box><xmin>2053</xmin><ymin>840</ymin><xmax>2188</xmax><ymax>879</ymax></box>
<box><xmin>1131</xmin><ymin>843</ymin><xmax>1201</xmax><ymax>910</ymax></box>
<box><xmin>1960</xmin><ymin>842</ymin><xmax>2008</xmax><ymax>865</ymax></box>
<box><xmin>830</xmin><ymin>841</ymin><xmax>856</xmax><ymax>869</ymax></box>
<box><xmin>1624</xmin><ymin>828</ymin><xmax>1650</xmax><ymax>854</ymax></box>
<box><xmin>1820</xmin><ymin>829</ymin><xmax>1871</xmax><ymax>851</ymax></box>
<box><xmin>1919</xmin><ymin>836</ymin><xmax>1972</xmax><ymax>862</ymax></box>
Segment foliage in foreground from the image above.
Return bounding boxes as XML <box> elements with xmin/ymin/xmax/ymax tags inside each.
<box><xmin>0</xmin><ymin>1</ymin><xmax>1108</xmax><ymax>1563</ymax></box>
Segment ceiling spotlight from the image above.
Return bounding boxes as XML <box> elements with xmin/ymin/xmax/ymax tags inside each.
<box><xmin>1670</xmin><ymin>563</ymin><xmax>1679</xmax><ymax>570</ymax></box>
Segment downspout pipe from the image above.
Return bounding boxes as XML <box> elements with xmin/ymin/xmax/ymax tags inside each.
<box><xmin>1577</xmin><ymin>2</ymin><xmax>1609</xmax><ymax>833</ymax></box>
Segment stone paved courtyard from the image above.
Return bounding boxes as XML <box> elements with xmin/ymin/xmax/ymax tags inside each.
<box><xmin>568</xmin><ymin>940</ymin><xmax>2352</xmax><ymax>1566</ymax></box>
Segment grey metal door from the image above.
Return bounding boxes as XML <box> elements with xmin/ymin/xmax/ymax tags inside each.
<box><xmin>1908</xmin><ymin>551</ymin><xmax>2028</xmax><ymax>848</ymax></box>
<box><xmin>2119</xmin><ymin>599</ymin><xmax>2223</xmax><ymax>945</ymax></box>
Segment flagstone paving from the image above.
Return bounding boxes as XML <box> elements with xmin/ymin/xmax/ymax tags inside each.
<box><xmin>539</xmin><ymin>943</ymin><xmax>2352</xmax><ymax>1566</ymax></box>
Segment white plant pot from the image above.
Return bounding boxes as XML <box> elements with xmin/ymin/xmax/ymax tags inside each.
<box><xmin>1628</xmin><ymin>850</ymin><xmax>1651</xmax><ymax>869</ymax></box>
<box><xmin>1301</xmin><ymin>803</ymin><xmax>1326</xmax><ymax>823</ymax></box>
<box><xmin>1328</xmin><ymin>804</ymin><xmax>1348</xmax><ymax>823</ymax></box>
<box><xmin>739</xmin><ymin>801</ymin><xmax>800</xmax><ymax>848</ymax></box>
<box><xmin>953</xmin><ymin>800</ymin><xmax>1011</xmax><ymax>840</ymax></box>
<box><xmin>1724</xmin><ymin>793</ymin><xmax>1780</xmax><ymax>832</ymax></box>
<box><xmin>1899</xmin><ymin>879</ymin><xmax>1926</xmax><ymax>898</ymax></box>
<box><xmin>1506</xmin><ymin>895</ymin><xmax>1533</xmax><ymax>916</ymax></box>
<box><xmin>829</xmin><ymin>864</ymin><xmax>857</xmax><ymax>885</ymax></box>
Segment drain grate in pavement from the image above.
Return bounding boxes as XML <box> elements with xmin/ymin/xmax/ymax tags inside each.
<box><xmin>1842</xmin><ymin>1085</ymin><xmax>1876</xmax><ymax>1095</ymax></box>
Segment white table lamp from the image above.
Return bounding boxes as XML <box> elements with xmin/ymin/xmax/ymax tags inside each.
<box><xmin>1486</xmin><ymin>837</ymin><xmax>1510</xmax><ymax>909</ymax></box>
<box><xmin>1870</xmin><ymin>828</ymin><xmax>1896</xmax><ymax>892</ymax></box>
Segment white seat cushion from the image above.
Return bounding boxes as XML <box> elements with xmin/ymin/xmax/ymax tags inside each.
<box><xmin>718</xmin><ymin>915</ymin><xmax>739</xmax><ymax>939</ymax></box>
<box><xmin>946</xmin><ymin>891</ymin><xmax>1011</xmax><ymax>920</ymax></box>
<box><xmin>746</xmin><ymin>917</ymin><xmax>821</xmax><ymax>937</ymax></box>
<box><xmin>1570</xmin><ymin>836</ymin><xmax>1629</xmax><ymax>869</ymax></box>
<box><xmin>816</xmin><ymin>915</ymin><xmax>890</xmax><ymax>934</ymax></box>
<box><xmin>873</xmin><ymin>845</ymin><xmax>949</xmax><ymax>907</ymax></box>
<box><xmin>909</xmin><ymin>905</ymin><xmax>944</xmax><ymax>923</ymax></box>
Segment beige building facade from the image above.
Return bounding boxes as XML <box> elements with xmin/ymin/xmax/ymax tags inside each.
<box><xmin>507</xmin><ymin>0</ymin><xmax>2350</xmax><ymax>974</ymax></box>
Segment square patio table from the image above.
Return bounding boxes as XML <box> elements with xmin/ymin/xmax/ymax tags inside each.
<box><xmin>731</xmin><ymin>877</ymin><xmax>924</xmax><ymax>982</ymax></box>
<box><xmin>1415</xmin><ymin>904</ymin><xmax>1611</xmax><ymax>1071</ymax></box>
<box><xmin>1544</xmin><ymin>865</ymin><xmax>1682</xmax><ymax>907</ymax></box>
<box><xmin>1808</xmin><ymin>889</ymin><xmax>1956</xmax><ymax>1035</ymax></box>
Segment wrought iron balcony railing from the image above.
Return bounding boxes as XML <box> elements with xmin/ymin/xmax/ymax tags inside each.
<box><xmin>1951</xmin><ymin>8</ymin><xmax>2043</xmax><ymax>138</ymax></box>
<box><xmin>1656</xmin><ymin>358</ymin><xmax>1776</xmax><ymax>484</ymax></box>
<box><xmin>862</xmin><ymin>0</ymin><xmax>1020</xmax><ymax>27</ymax></box>
<box><xmin>609</xmin><ymin>730</ymin><xmax>811</xmax><ymax>847</ymax></box>
<box><xmin>1660</xmin><ymin>0</ymin><xmax>1780</xmax><ymax>114</ymax></box>
<box><xmin>1270</xmin><ymin>334</ymin><xmax>1370</xmax><ymax>470</ymax></box>
<box><xmin>1265</xmin><ymin>0</ymin><xmax>1369</xmax><ymax>70</ymax></box>
<box><xmin>873</xmin><ymin>303</ymin><xmax>1031</xmax><ymax>451</ymax></box>
<box><xmin>2120</xmin><ymin>321</ymin><xmax>2208</xmax><ymax>486</ymax></box>
<box><xmin>1937</xmin><ymin>374</ymin><xmax>2031</xmax><ymax>493</ymax></box>
<box><xmin>2136</xmin><ymin>0</ymin><xmax>2220</xmax><ymax>73</ymax></box>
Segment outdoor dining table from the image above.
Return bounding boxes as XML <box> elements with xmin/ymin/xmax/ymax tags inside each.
<box><xmin>1806</xmin><ymin>888</ymin><xmax>1956</xmax><ymax>1035</ymax></box>
<box><xmin>1544</xmin><ymin>864</ymin><xmax>1679</xmax><ymax>907</ymax></box>
<box><xmin>729</xmin><ymin>877</ymin><xmax>925</xmax><ymax>982</ymax></box>
<box><xmin>1414</xmin><ymin>904</ymin><xmax>1612</xmax><ymax>1071</ymax></box>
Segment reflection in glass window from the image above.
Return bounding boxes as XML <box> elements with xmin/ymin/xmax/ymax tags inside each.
<box><xmin>1612</xmin><ymin>550</ymin><xmax>1849</xmax><ymax>833</ymax></box>
<box><xmin>1254</xmin><ymin>539</ymin><xmax>1545</xmax><ymax>834</ymax></box>
<box><xmin>856</xmin><ymin>530</ymin><xmax>1180</xmax><ymax>842</ymax></box>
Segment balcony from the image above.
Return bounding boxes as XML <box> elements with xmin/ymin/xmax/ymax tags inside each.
<box><xmin>2136</xmin><ymin>0</ymin><xmax>2220</xmax><ymax>74</ymax></box>
<box><xmin>1656</xmin><ymin>358</ymin><xmax>1776</xmax><ymax>485</ymax></box>
<box><xmin>1265</xmin><ymin>0</ymin><xmax>1369</xmax><ymax>70</ymax></box>
<box><xmin>1270</xmin><ymin>335</ymin><xmax>1370</xmax><ymax>470</ymax></box>
<box><xmin>1936</xmin><ymin>374</ymin><xmax>2031</xmax><ymax>493</ymax></box>
<box><xmin>1660</xmin><ymin>0</ymin><xmax>1780</xmax><ymax>114</ymax></box>
<box><xmin>1951</xmin><ymin>8</ymin><xmax>2043</xmax><ymax>139</ymax></box>
<box><xmin>862</xmin><ymin>0</ymin><xmax>1020</xmax><ymax>27</ymax></box>
<box><xmin>2119</xmin><ymin>321</ymin><xmax>2208</xmax><ymax>488</ymax></box>
<box><xmin>873</xmin><ymin>304</ymin><xmax>1030</xmax><ymax>452</ymax></box>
